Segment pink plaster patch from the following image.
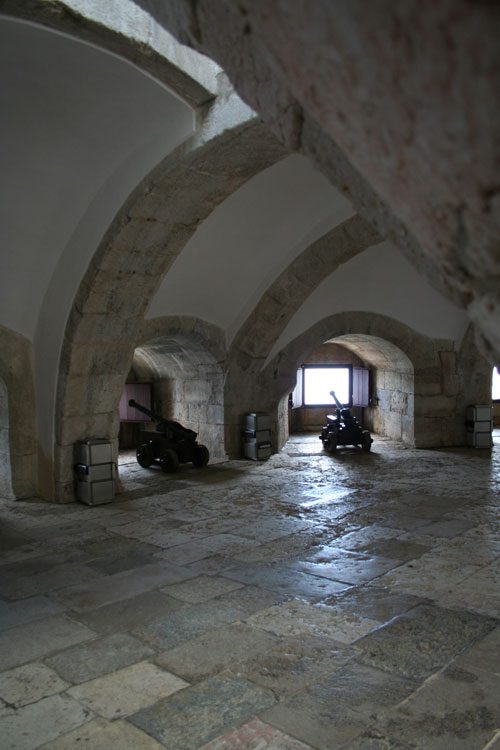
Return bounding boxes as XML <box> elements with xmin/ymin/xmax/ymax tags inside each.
<box><xmin>201</xmin><ymin>718</ymin><xmax>313</xmax><ymax>749</ymax></box>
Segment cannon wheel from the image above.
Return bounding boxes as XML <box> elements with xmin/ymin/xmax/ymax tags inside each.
<box><xmin>136</xmin><ymin>443</ymin><xmax>154</xmax><ymax>468</ymax></box>
<box><xmin>160</xmin><ymin>449</ymin><xmax>180</xmax><ymax>473</ymax></box>
<box><xmin>361</xmin><ymin>430</ymin><xmax>372</xmax><ymax>452</ymax></box>
<box><xmin>192</xmin><ymin>444</ymin><xmax>209</xmax><ymax>468</ymax></box>
<box><xmin>325</xmin><ymin>434</ymin><xmax>337</xmax><ymax>453</ymax></box>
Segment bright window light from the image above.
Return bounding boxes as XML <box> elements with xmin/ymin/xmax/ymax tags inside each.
<box><xmin>493</xmin><ymin>367</ymin><xmax>500</xmax><ymax>400</ymax></box>
<box><xmin>303</xmin><ymin>367</ymin><xmax>350</xmax><ymax>406</ymax></box>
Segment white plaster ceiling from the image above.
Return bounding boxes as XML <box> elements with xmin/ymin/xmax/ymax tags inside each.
<box><xmin>0</xmin><ymin>16</ymin><xmax>194</xmax><ymax>340</ymax></box>
<box><xmin>266</xmin><ymin>240</ymin><xmax>471</xmax><ymax>366</ymax></box>
<box><xmin>147</xmin><ymin>153</ymin><xmax>355</xmax><ymax>341</ymax></box>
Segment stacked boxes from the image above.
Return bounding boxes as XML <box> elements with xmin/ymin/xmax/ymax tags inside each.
<box><xmin>465</xmin><ymin>405</ymin><xmax>493</xmax><ymax>448</ymax></box>
<box><xmin>75</xmin><ymin>439</ymin><xmax>115</xmax><ymax>505</ymax></box>
<box><xmin>243</xmin><ymin>412</ymin><xmax>272</xmax><ymax>460</ymax></box>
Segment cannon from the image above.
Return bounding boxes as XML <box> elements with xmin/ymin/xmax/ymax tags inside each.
<box><xmin>128</xmin><ymin>399</ymin><xmax>209</xmax><ymax>472</ymax></box>
<box><xmin>319</xmin><ymin>391</ymin><xmax>372</xmax><ymax>452</ymax></box>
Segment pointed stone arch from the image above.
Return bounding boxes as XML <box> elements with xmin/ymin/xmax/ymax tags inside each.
<box><xmin>54</xmin><ymin>120</ymin><xmax>285</xmax><ymax>500</ymax></box>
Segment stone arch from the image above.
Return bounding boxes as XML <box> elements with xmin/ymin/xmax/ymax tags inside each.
<box><xmin>223</xmin><ymin>217</ymin><xmax>382</xmax><ymax>454</ymax></box>
<box><xmin>130</xmin><ymin>317</ymin><xmax>227</xmax><ymax>461</ymax></box>
<box><xmin>2</xmin><ymin>0</ymin><xmax>215</xmax><ymax>108</ymax></box>
<box><xmin>138</xmin><ymin>0</ymin><xmax>500</xmax><ymax>362</ymax></box>
<box><xmin>0</xmin><ymin>326</ymin><xmax>37</xmax><ymax>500</ymax></box>
<box><xmin>258</xmin><ymin>312</ymin><xmax>463</xmax><ymax>450</ymax></box>
<box><xmin>55</xmin><ymin>121</ymin><xmax>285</xmax><ymax>499</ymax></box>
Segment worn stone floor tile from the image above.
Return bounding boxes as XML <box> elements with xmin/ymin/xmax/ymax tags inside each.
<box><xmin>222</xmin><ymin>582</ymin><xmax>290</xmax><ymax>614</ymax></box>
<box><xmin>184</xmin><ymin>554</ymin><xmax>242</xmax><ymax>576</ymax></box>
<box><xmin>452</xmin><ymin>626</ymin><xmax>500</xmax><ymax>676</ymax></box>
<box><xmin>335</xmin><ymin>728</ymin><xmax>414</xmax><ymax>749</ymax></box>
<box><xmin>355</xmin><ymin>603</ymin><xmax>495</xmax><ymax>680</ymax></box>
<box><xmin>130</xmin><ymin>674</ymin><xmax>276</xmax><ymax>750</ymax></box>
<box><xmin>132</xmin><ymin>585</ymin><xmax>282</xmax><ymax>651</ymax></box>
<box><xmin>41</xmin><ymin>717</ymin><xmax>165</xmax><ymax>749</ymax></box>
<box><xmin>156</xmin><ymin>623</ymin><xmax>278</xmax><ymax>681</ymax></box>
<box><xmin>232</xmin><ymin>532</ymin><xmax>317</xmax><ymax>564</ymax></box>
<box><xmin>247</xmin><ymin>598</ymin><xmax>379</xmax><ymax>643</ymax></box>
<box><xmin>0</xmin><ymin>562</ymin><xmax>105</xmax><ymax>600</ymax></box>
<box><xmin>377</xmin><ymin>665</ymin><xmax>500</xmax><ymax>750</ymax></box>
<box><xmin>50</xmin><ymin>561</ymin><xmax>194</xmax><ymax>611</ymax></box>
<box><xmin>0</xmin><ymin>615</ymin><xmax>96</xmax><ymax>671</ymax></box>
<box><xmin>286</xmin><ymin>547</ymin><xmax>403</xmax><ymax>585</ymax></box>
<box><xmin>260</xmin><ymin>660</ymin><xmax>416</xmax><ymax>749</ymax></box>
<box><xmin>329</xmin><ymin>525</ymin><xmax>405</xmax><ymax>551</ymax></box>
<box><xmin>131</xmin><ymin>603</ymin><xmax>226</xmax><ymax>650</ymax></box>
<box><xmin>416</xmin><ymin>518</ymin><xmax>476</xmax><ymax>537</ymax></box>
<box><xmin>364</xmin><ymin>538</ymin><xmax>432</xmax><ymax>562</ymax></box>
<box><xmin>231</xmin><ymin>633</ymin><xmax>355</xmax><ymax>697</ymax></box>
<box><xmin>45</xmin><ymin>631</ymin><xmax>154</xmax><ymax>684</ymax></box>
<box><xmin>200</xmin><ymin>718</ymin><xmax>314</xmax><ymax>749</ymax></box>
<box><xmin>161</xmin><ymin>533</ymin><xmax>257</xmax><ymax>566</ymax></box>
<box><xmin>161</xmin><ymin>574</ymin><xmax>244</xmax><ymax>603</ymax></box>
<box><xmin>260</xmin><ymin>688</ymin><xmax>370</xmax><ymax>749</ymax></box>
<box><xmin>141</xmin><ymin>528</ymin><xmax>201</xmax><ymax>549</ymax></box>
<box><xmin>230</xmin><ymin>517</ymin><xmax>315</xmax><ymax>543</ymax></box>
<box><xmin>0</xmin><ymin>693</ymin><xmax>92</xmax><ymax>750</ymax></box>
<box><xmin>86</xmin><ymin>550</ymin><xmax>160</xmax><ymax>575</ymax></box>
<box><xmin>435</xmin><ymin>538</ymin><xmax>500</xmax><ymax>566</ymax></box>
<box><xmin>75</xmin><ymin>589</ymin><xmax>187</xmax><ymax>635</ymax></box>
<box><xmin>377</xmin><ymin>554</ymin><xmax>479</xmax><ymax>597</ymax></box>
<box><xmin>67</xmin><ymin>661</ymin><xmax>188</xmax><ymax>719</ymax></box>
<box><xmin>80</xmin><ymin>535</ymin><xmax>160</xmax><ymax>557</ymax></box>
<box><xmin>222</xmin><ymin>562</ymin><xmax>348</xmax><ymax>600</ymax></box>
<box><xmin>0</xmin><ymin>662</ymin><xmax>69</xmax><ymax>707</ymax></box>
<box><xmin>0</xmin><ymin>595</ymin><xmax>65</xmax><ymax>631</ymax></box>
<box><xmin>323</xmin><ymin>585</ymin><xmax>426</xmax><ymax>622</ymax></box>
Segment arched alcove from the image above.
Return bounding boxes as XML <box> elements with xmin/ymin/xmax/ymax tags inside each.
<box><xmin>258</xmin><ymin>312</ymin><xmax>467</xmax><ymax>452</ymax></box>
<box><xmin>330</xmin><ymin>334</ymin><xmax>414</xmax><ymax>443</ymax></box>
<box><xmin>122</xmin><ymin>317</ymin><xmax>227</xmax><ymax>464</ymax></box>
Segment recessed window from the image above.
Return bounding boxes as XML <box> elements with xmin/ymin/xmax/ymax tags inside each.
<box><xmin>493</xmin><ymin>367</ymin><xmax>500</xmax><ymax>401</ymax></box>
<box><xmin>303</xmin><ymin>366</ymin><xmax>350</xmax><ymax>405</ymax></box>
<box><xmin>290</xmin><ymin>365</ymin><xmax>351</xmax><ymax>408</ymax></box>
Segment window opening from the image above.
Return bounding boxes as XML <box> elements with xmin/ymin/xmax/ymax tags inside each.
<box><xmin>493</xmin><ymin>366</ymin><xmax>500</xmax><ymax>401</ymax></box>
<box><xmin>291</xmin><ymin>366</ymin><xmax>352</xmax><ymax>407</ymax></box>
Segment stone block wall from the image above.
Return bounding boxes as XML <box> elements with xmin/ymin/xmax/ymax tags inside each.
<box><xmin>154</xmin><ymin>367</ymin><xmax>226</xmax><ymax>461</ymax></box>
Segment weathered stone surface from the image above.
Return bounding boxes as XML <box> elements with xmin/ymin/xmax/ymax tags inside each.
<box><xmin>68</xmin><ymin>661</ymin><xmax>188</xmax><ymax>719</ymax></box>
<box><xmin>0</xmin><ymin>615</ymin><xmax>96</xmax><ymax>672</ymax></box>
<box><xmin>0</xmin><ymin>662</ymin><xmax>69</xmax><ymax>708</ymax></box>
<box><xmin>45</xmin><ymin>632</ymin><xmax>154</xmax><ymax>684</ymax></box>
<box><xmin>130</xmin><ymin>674</ymin><xmax>276</xmax><ymax>749</ymax></box>
<box><xmin>0</xmin><ymin>693</ymin><xmax>92</xmax><ymax>749</ymax></box>
<box><xmin>355</xmin><ymin>604</ymin><xmax>495</xmax><ymax>680</ymax></box>
<box><xmin>155</xmin><ymin>623</ymin><xmax>278</xmax><ymax>681</ymax></box>
<box><xmin>41</xmin><ymin>717</ymin><xmax>165</xmax><ymax>750</ymax></box>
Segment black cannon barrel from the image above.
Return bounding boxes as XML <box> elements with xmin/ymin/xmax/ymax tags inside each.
<box><xmin>128</xmin><ymin>399</ymin><xmax>163</xmax><ymax>423</ymax></box>
<box><xmin>329</xmin><ymin>391</ymin><xmax>343</xmax><ymax>410</ymax></box>
<box><xmin>129</xmin><ymin>398</ymin><xmax>197</xmax><ymax>442</ymax></box>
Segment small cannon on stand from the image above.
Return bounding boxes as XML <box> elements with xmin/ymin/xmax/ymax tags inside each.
<box><xmin>128</xmin><ymin>399</ymin><xmax>209</xmax><ymax>472</ymax></box>
<box><xmin>319</xmin><ymin>391</ymin><xmax>372</xmax><ymax>452</ymax></box>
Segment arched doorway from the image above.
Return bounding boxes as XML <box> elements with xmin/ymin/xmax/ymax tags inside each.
<box><xmin>119</xmin><ymin>318</ymin><xmax>227</xmax><ymax>467</ymax></box>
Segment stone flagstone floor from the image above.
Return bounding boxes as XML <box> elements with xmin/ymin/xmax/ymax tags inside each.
<box><xmin>1</xmin><ymin>432</ymin><xmax>500</xmax><ymax>749</ymax></box>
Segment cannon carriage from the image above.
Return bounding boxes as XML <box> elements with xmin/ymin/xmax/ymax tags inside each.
<box><xmin>128</xmin><ymin>399</ymin><xmax>210</xmax><ymax>472</ymax></box>
<box><xmin>319</xmin><ymin>391</ymin><xmax>372</xmax><ymax>452</ymax></box>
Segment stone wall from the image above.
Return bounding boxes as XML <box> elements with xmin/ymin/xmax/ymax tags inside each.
<box><xmin>0</xmin><ymin>325</ymin><xmax>38</xmax><ymax>500</ymax></box>
<box><xmin>154</xmin><ymin>366</ymin><xmax>226</xmax><ymax>461</ymax></box>
<box><xmin>371</xmin><ymin>369</ymin><xmax>414</xmax><ymax>444</ymax></box>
